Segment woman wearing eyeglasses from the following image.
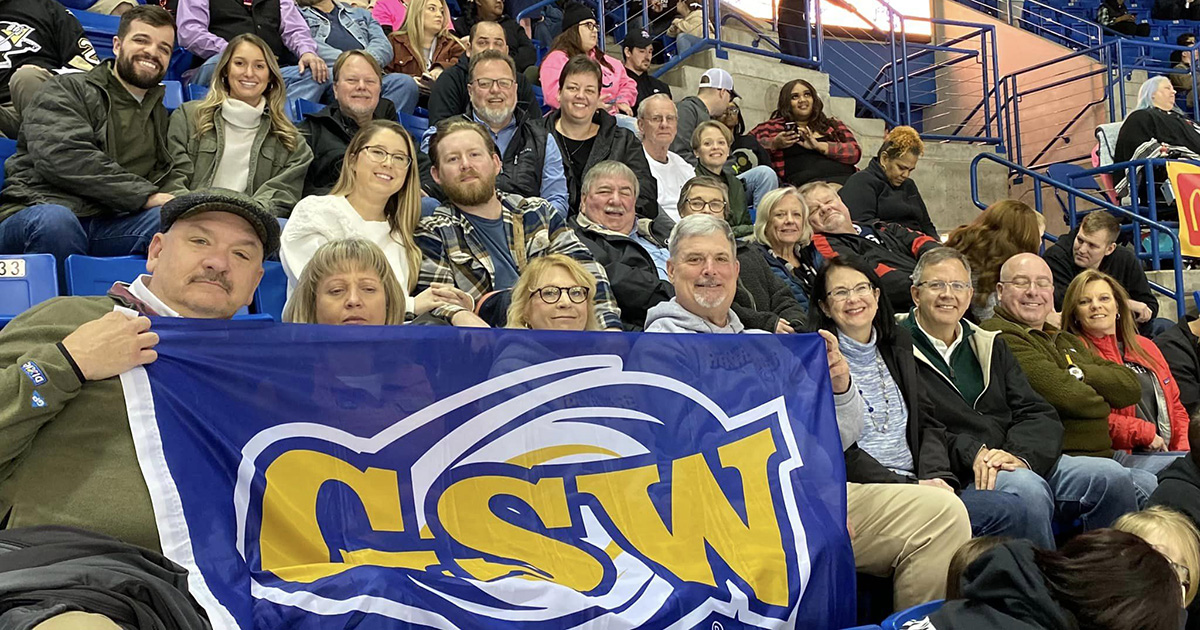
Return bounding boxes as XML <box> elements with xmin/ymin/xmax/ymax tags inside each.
<box><xmin>810</xmin><ymin>255</ymin><xmax>1041</xmax><ymax>543</ymax></box>
<box><xmin>507</xmin><ymin>254</ymin><xmax>601</xmax><ymax>330</ymax></box>
<box><xmin>165</xmin><ymin>33</ymin><xmax>313</xmax><ymax>218</ymax></box>
<box><xmin>538</xmin><ymin>2</ymin><xmax>637</xmax><ymax>118</ymax></box>
<box><xmin>283</xmin><ymin>120</ymin><xmax>480</xmax><ymax>325</ymax></box>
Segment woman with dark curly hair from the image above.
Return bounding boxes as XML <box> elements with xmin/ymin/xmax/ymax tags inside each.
<box><xmin>944</xmin><ymin>199</ymin><xmax>1044</xmax><ymax>320</ymax></box>
<box><xmin>750</xmin><ymin>79</ymin><xmax>862</xmax><ymax>187</ymax></box>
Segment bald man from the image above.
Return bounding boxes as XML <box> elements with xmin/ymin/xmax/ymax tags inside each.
<box><xmin>980</xmin><ymin>253</ymin><xmax>1157</xmax><ymax>500</ymax></box>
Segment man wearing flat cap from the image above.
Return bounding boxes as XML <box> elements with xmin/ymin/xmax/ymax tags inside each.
<box><xmin>0</xmin><ymin>190</ymin><xmax>278</xmax><ymax>553</ymax></box>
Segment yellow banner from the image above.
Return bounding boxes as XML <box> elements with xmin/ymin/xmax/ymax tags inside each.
<box><xmin>1166</xmin><ymin>160</ymin><xmax>1200</xmax><ymax>258</ymax></box>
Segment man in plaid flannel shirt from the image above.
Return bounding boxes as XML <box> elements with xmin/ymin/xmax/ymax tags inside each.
<box><xmin>416</xmin><ymin>116</ymin><xmax>623</xmax><ymax>329</ymax></box>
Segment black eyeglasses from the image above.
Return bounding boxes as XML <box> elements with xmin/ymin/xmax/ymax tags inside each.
<box><xmin>531</xmin><ymin>285</ymin><xmax>590</xmax><ymax>304</ymax></box>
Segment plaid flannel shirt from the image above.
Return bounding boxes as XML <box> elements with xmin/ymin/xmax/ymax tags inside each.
<box><xmin>749</xmin><ymin>116</ymin><xmax>862</xmax><ymax>181</ymax></box>
<box><xmin>415</xmin><ymin>192</ymin><xmax>623</xmax><ymax>329</ymax></box>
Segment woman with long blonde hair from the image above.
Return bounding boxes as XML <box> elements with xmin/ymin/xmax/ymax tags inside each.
<box><xmin>281</xmin><ymin>120</ymin><xmax>478</xmax><ymax>324</ymax></box>
<box><xmin>944</xmin><ymin>199</ymin><xmax>1044</xmax><ymax>320</ymax></box>
<box><xmin>165</xmin><ymin>33</ymin><xmax>312</xmax><ymax>217</ymax></box>
<box><xmin>386</xmin><ymin>0</ymin><xmax>464</xmax><ymax>94</ymax></box>
<box><xmin>1063</xmin><ymin>270</ymin><xmax>1190</xmax><ymax>468</ymax></box>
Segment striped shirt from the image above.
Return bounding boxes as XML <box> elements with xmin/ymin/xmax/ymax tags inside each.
<box><xmin>840</xmin><ymin>329</ymin><xmax>914</xmax><ymax>475</ymax></box>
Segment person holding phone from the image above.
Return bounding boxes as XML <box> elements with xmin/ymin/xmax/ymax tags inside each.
<box><xmin>751</xmin><ymin>79</ymin><xmax>861</xmax><ymax>187</ymax></box>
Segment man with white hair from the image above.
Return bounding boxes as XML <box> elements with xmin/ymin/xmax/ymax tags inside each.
<box><xmin>644</xmin><ymin>213</ymin><xmax>970</xmax><ymax>611</ymax></box>
<box><xmin>640</xmin><ymin>94</ymin><xmax>694</xmax><ymax>223</ymax></box>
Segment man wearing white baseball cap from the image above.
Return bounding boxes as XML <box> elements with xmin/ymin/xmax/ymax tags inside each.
<box><xmin>671</xmin><ymin>67</ymin><xmax>736</xmax><ymax>166</ymax></box>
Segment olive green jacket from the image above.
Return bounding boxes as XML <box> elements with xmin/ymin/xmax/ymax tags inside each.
<box><xmin>164</xmin><ymin>100</ymin><xmax>313</xmax><ymax>218</ymax></box>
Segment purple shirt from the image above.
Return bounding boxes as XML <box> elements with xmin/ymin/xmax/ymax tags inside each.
<box><xmin>176</xmin><ymin>0</ymin><xmax>318</xmax><ymax>60</ymax></box>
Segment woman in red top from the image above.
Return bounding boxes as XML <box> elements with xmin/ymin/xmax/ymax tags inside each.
<box><xmin>1064</xmin><ymin>269</ymin><xmax>1189</xmax><ymax>473</ymax></box>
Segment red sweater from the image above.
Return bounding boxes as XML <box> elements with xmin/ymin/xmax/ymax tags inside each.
<box><xmin>1082</xmin><ymin>331</ymin><xmax>1190</xmax><ymax>451</ymax></box>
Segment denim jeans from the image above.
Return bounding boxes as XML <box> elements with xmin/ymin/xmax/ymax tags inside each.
<box><xmin>0</xmin><ymin>204</ymin><xmax>161</xmax><ymax>259</ymax></box>
<box><xmin>958</xmin><ymin>485</ymin><xmax>1043</xmax><ymax>543</ymax></box>
<box><xmin>960</xmin><ymin>454</ymin><xmax>1139</xmax><ymax>548</ymax></box>
<box><xmin>1113</xmin><ymin>450</ymin><xmax>1182</xmax><ymax>503</ymax></box>
<box><xmin>675</xmin><ymin>33</ymin><xmax>703</xmax><ymax>56</ymax></box>
<box><xmin>382</xmin><ymin>73</ymin><xmax>419</xmax><ymax>115</ymax></box>
<box><xmin>737</xmin><ymin>164</ymin><xmax>780</xmax><ymax>208</ymax></box>
<box><xmin>191</xmin><ymin>55</ymin><xmax>328</xmax><ymax>103</ymax></box>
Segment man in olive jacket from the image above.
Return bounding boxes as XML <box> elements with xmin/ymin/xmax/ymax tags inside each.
<box><xmin>0</xmin><ymin>6</ymin><xmax>180</xmax><ymax>263</ymax></box>
<box><xmin>0</xmin><ymin>191</ymin><xmax>276</xmax><ymax>555</ymax></box>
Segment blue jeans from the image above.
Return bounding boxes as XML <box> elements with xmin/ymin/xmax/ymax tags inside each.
<box><xmin>738</xmin><ymin>164</ymin><xmax>779</xmax><ymax>208</ymax></box>
<box><xmin>962</xmin><ymin>454</ymin><xmax>1139</xmax><ymax>548</ymax></box>
<box><xmin>675</xmin><ymin>33</ymin><xmax>703</xmax><ymax>55</ymax></box>
<box><xmin>1113</xmin><ymin>450</ymin><xmax>1183</xmax><ymax>503</ymax></box>
<box><xmin>0</xmin><ymin>204</ymin><xmax>161</xmax><ymax>260</ymax></box>
<box><xmin>382</xmin><ymin>73</ymin><xmax>419</xmax><ymax>115</ymax></box>
<box><xmin>191</xmin><ymin>55</ymin><xmax>327</xmax><ymax>103</ymax></box>
<box><xmin>959</xmin><ymin>485</ymin><xmax>1038</xmax><ymax>541</ymax></box>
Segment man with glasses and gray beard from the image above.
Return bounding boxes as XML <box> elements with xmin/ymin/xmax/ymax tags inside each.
<box><xmin>421</xmin><ymin>48</ymin><xmax>567</xmax><ymax>217</ymax></box>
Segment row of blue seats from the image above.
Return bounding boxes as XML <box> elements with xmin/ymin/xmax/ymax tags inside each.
<box><xmin>0</xmin><ymin>253</ymin><xmax>287</xmax><ymax>326</ymax></box>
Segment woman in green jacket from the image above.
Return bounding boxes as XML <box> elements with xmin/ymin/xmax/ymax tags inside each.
<box><xmin>166</xmin><ymin>33</ymin><xmax>313</xmax><ymax>218</ymax></box>
<box><xmin>691</xmin><ymin>120</ymin><xmax>752</xmax><ymax>237</ymax></box>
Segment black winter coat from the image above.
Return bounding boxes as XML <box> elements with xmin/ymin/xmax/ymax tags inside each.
<box><xmin>569</xmin><ymin>212</ymin><xmax>674</xmax><ymax>330</ymax></box>
<box><xmin>540</xmin><ymin>108</ymin><xmax>659</xmax><ymax>219</ymax></box>
<box><xmin>804</xmin><ymin>221</ymin><xmax>940</xmax><ymax>313</ymax></box>
<box><xmin>299</xmin><ymin>99</ymin><xmax>397</xmax><ymax>196</ymax></box>
<box><xmin>452</xmin><ymin>7</ymin><xmax>536</xmax><ymax>70</ymax></box>
<box><xmin>1044</xmin><ymin>228</ymin><xmax>1160</xmax><ymax>333</ymax></box>
<box><xmin>1149</xmin><ymin>455</ymin><xmax>1200</xmax><ymax>630</ymax></box>
<box><xmin>427</xmin><ymin>54</ymin><xmax>538</xmax><ymax>126</ymax></box>
<box><xmin>901</xmin><ymin>317</ymin><xmax>1064</xmax><ymax>486</ymax></box>
<box><xmin>840</xmin><ymin>326</ymin><xmax>958</xmax><ymax>487</ymax></box>
<box><xmin>840</xmin><ymin>157</ymin><xmax>938</xmax><ymax>238</ymax></box>
<box><xmin>732</xmin><ymin>240</ymin><xmax>807</xmax><ymax>333</ymax></box>
<box><xmin>1154</xmin><ymin>317</ymin><xmax>1200</xmax><ymax>416</ymax></box>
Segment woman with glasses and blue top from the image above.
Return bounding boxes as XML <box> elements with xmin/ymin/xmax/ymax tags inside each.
<box><xmin>807</xmin><ymin>255</ymin><xmax>1038</xmax><ymax>542</ymax></box>
<box><xmin>282</xmin><ymin>120</ymin><xmax>477</xmax><ymax>323</ymax></box>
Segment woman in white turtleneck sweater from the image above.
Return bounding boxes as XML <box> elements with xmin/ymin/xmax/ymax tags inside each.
<box><xmin>165</xmin><ymin>34</ymin><xmax>313</xmax><ymax>218</ymax></box>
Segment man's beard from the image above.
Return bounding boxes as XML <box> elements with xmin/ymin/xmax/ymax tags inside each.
<box><xmin>443</xmin><ymin>171</ymin><xmax>497</xmax><ymax>206</ymax></box>
<box><xmin>474</xmin><ymin>102</ymin><xmax>515</xmax><ymax>128</ymax></box>
<box><xmin>116</xmin><ymin>53</ymin><xmax>165</xmax><ymax>90</ymax></box>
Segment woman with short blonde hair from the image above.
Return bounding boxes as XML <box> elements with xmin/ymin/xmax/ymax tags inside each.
<box><xmin>746</xmin><ymin>186</ymin><xmax>813</xmax><ymax>309</ymax></box>
<box><xmin>1115</xmin><ymin>506</ymin><xmax>1200</xmax><ymax>606</ymax></box>
<box><xmin>283</xmin><ymin>238</ymin><xmax>407</xmax><ymax>325</ymax></box>
<box><xmin>507</xmin><ymin>254</ymin><xmax>600</xmax><ymax>331</ymax></box>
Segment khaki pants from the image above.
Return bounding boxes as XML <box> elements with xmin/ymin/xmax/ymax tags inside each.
<box><xmin>847</xmin><ymin>482</ymin><xmax>971</xmax><ymax>611</ymax></box>
<box><xmin>0</xmin><ymin>65</ymin><xmax>53</xmax><ymax>138</ymax></box>
<box><xmin>32</xmin><ymin>612</ymin><xmax>122</xmax><ymax>630</ymax></box>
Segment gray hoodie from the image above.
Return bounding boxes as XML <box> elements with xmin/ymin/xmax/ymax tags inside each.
<box><xmin>642</xmin><ymin>298</ymin><xmax>864</xmax><ymax>448</ymax></box>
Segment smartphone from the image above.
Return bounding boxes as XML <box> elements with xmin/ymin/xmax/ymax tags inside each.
<box><xmin>784</xmin><ymin>122</ymin><xmax>799</xmax><ymax>133</ymax></box>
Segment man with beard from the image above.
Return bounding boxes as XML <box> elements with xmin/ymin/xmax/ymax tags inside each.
<box><xmin>297</xmin><ymin>0</ymin><xmax>418</xmax><ymax>113</ymax></box>
<box><xmin>540</xmin><ymin>55</ymin><xmax>658</xmax><ymax>220</ymax></box>
<box><xmin>427</xmin><ymin>20</ymin><xmax>536</xmax><ymax>126</ymax></box>
<box><xmin>570</xmin><ymin>161</ymin><xmax>673</xmax><ymax>330</ymax></box>
<box><xmin>640</xmin><ymin>94</ymin><xmax>692</xmax><ymax>222</ymax></box>
<box><xmin>800</xmin><ymin>180</ymin><xmax>940</xmax><ymax>313</ymax></box>
<box><xmin>420</xmin><ymin>49</ymin><xmax>566</xmax><ymax>216</ymax></box>
<box><xmin>0</xmin><ymin>5</ymin><xmax>180</xmax><ymax>263</ymax></box>
<box><xmin>300</xmin><ymin>50</ymin><xmax>399</xmax><ymax>196</ymax></box>
<box><xmin>622</xmin><ymin>30</ymin><xmax>669</xmax><ymax>111</ymax></box>
<box><xmin>416</xmin><ymin>116</ymin><xmax>622</xmax><ymax>329</ymax></box>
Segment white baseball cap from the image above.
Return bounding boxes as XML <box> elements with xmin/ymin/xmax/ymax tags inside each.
<box><xmin>699</xmin><ymin>68</ymin><xmax>738</xmax><ymax>98</ymax></box>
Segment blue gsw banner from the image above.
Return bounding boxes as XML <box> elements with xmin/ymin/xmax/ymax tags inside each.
<box><xmin>121</xmin><ymin>320</ymin><xmax>854</xmax><ymax>630</ymax></box>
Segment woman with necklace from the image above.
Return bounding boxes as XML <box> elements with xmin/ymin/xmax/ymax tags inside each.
<box><xmin>808</xmin><ymin>256</ymin><xmax>1040</xmax><ymax>541</ymax></box>
<box><xmin>281</xmin><ymin>120</ymin><xmax>479</xmax><ymax>325</ymax></box>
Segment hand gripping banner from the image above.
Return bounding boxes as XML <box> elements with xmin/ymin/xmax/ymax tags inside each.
<box><xmin>121</xmin><ymin>320</ymin><xmax>854</xmax><ymax>630</ymax></box>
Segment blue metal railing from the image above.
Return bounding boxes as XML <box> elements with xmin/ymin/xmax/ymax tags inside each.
<box><xmin>970</xmin><ymin>152</ymin><xmax>1185</xmax><ymax>317</ymax></box>
<box><xmin>1110</xmin><ymin>36</ymin><xmax>1200</xmax><ymax>121</ymax></box>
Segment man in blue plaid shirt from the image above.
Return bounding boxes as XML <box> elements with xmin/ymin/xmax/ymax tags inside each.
<box><xmin>416</xmin><ymin>116</ymin><xmax>623</xmax><ymax>329</ymax></box>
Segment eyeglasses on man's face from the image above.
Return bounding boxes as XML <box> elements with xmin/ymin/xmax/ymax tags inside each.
<box><xmin>684</xmin><ymin>198</ymin><xmax>727</xmax><ymax>214</ymax></box>
<box><xmin>472</xmin><ymin>77</ymin><xmax>515</xmax><ymax>91</ymax></box>
<box><xmin>916</xmin><ymin>280</ymin><xmax>971</xmax><ymax>294</ymax></box>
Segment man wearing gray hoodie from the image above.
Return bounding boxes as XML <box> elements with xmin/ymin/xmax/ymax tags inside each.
<box><xmin>644</xmin><ymin>213</ymin><xmax>972</xmax><ymax>612</ymax></box>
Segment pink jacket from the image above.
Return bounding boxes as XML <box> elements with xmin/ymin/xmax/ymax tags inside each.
<box><xmin>538</xmin><ymin>49</ymin><xmax>637</xmax><ymax>112</ymax></box>
<box><xmin>372</xmin><ymin>0</ymin><xmax>407</xmax><ymax>32</ymax></box>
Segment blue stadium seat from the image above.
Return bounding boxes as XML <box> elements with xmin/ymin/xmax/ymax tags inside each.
<box><xmin>162</xmin><ymin>80</ymin><xmax>183</xmax><ymax>111</ymax></box>
<box><xmin>0</xmin><ymin>254</ymin><xmax>57</xmax><ymax>327</ymax></box>
<box><xmin>69</xmin><ymin>9</ymin><xmax>118</xmax><ymax>59</ymax></box>
<box><xmin>251</xmin><ymin>261</ymin><xmax>287</xmax><ymax>321</ymax></box>
<box><xmin>1194</xmin><ymin>290</ymin><xmax>1200</xmax><ymax>312</ymax></box>
<box><xmin>290</xmin><ymin>98</ymin><xmax>323</xmax><ymax>123</ymax></box>
<box><xmin>0</xmin><ymin>137</ymin><xmax>18</xmax><ymax>189</ymax></box>
<box><xmin>188</xmin><ymin>83</ymin><xmax>210</xmax><ymax>101</ymax></box>
<box><xmin>881</xmin><ymin>599</ymin><xmax>944</xmax><ymax>630</ymax></box>
<box><xmin>64</xmin><ymin>254</ymin><xmax>147</xmax><ymax>296</ymax></box>
<box><xmin>399</xmin><ymin>111</ymin><xmax>430</xmax><ymax>140</ymax></box>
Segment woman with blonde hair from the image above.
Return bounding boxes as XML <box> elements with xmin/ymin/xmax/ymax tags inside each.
<box><xmin>692</xmin><ymin>120</ymin><xmax>752</xmax><ymax>237</ymax></box>
<box><xmin>747</xmin><ymin>186</ymin><xmax>812</xmax><ymax>309</ymax></box>
<box><xmin>507</xmin><ymin>254</ymin><xmax>600</xmax><ymax>331</ymax></box>
<box><xmin>1115</xmin><ymin>506</ymin><xmax>1200</xmax><ymax>608</ymax></box>
<box><xmin>165</xmin><ymin>33</ymin><xmax>312</xmax><ymax>218</ymax></box>
<box><xmin>944</xmin><ymin>199</ymin><xmax>1044</xmax><ymax>320</ymax></box>
<box><xmin>282</xmin><ymin>120</ymin><xmax>480</xmax><ymax>325</ymax></box>
<box><xmin>1064</xmin><ymin>270</ymin><xmax>1190</xmax><ymax>468</ymax></box>
<box><xmin>283</xmin><ymin>238</ymin><xmax>407</xmax><ymax>325</ymax></box>
<box><xmin>841</xmin><ymin>126</ymin><xmax>937</xmax><ymax>238</ymax></box>
<box><xmin>386</xmin><ymin>0</ymin><xmax>464</xmax><ymax>95</ymax></box>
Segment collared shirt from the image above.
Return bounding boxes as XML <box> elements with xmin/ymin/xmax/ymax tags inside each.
<box><xmin>422</xmin><ymin>113</ymin><xmax>569</xmax><ymax>217</ymax></box>
<box><xmin>629</xmin><ymin>227</ymin><xmax>670</xmax><ymax>280</ymax></box>
<box><xmin>915</xmin><ymin>316</ymin><xmax>965</xmax><ymax>365</ymax></box>
<box><xmin>128</xmin><ymin>275</ymin><xmax>180</xmax><ymax>317</ymax></box>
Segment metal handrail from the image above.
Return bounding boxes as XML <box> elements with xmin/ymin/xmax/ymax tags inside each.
<box><xmin>1111</xmin><ymin>38</ymin><xmax>1200</xmax><ymax>120</ymax></box>
<box><xmin>970</xmin><ymin>152</ymin><xmax>1185</xmax><ymax>316</ymax></box>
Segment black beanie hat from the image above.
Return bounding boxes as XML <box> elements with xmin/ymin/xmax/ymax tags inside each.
<box><xmin>561</xmin><ymin>2</ymin><xmax>595</xmax><ymax>33</ymax></box>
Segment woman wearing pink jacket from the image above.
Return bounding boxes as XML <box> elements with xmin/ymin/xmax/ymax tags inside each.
<box><xmin>538</xmin><ymin>2</ymin><xmax>637</xmax><ymax>117</ymax></box>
